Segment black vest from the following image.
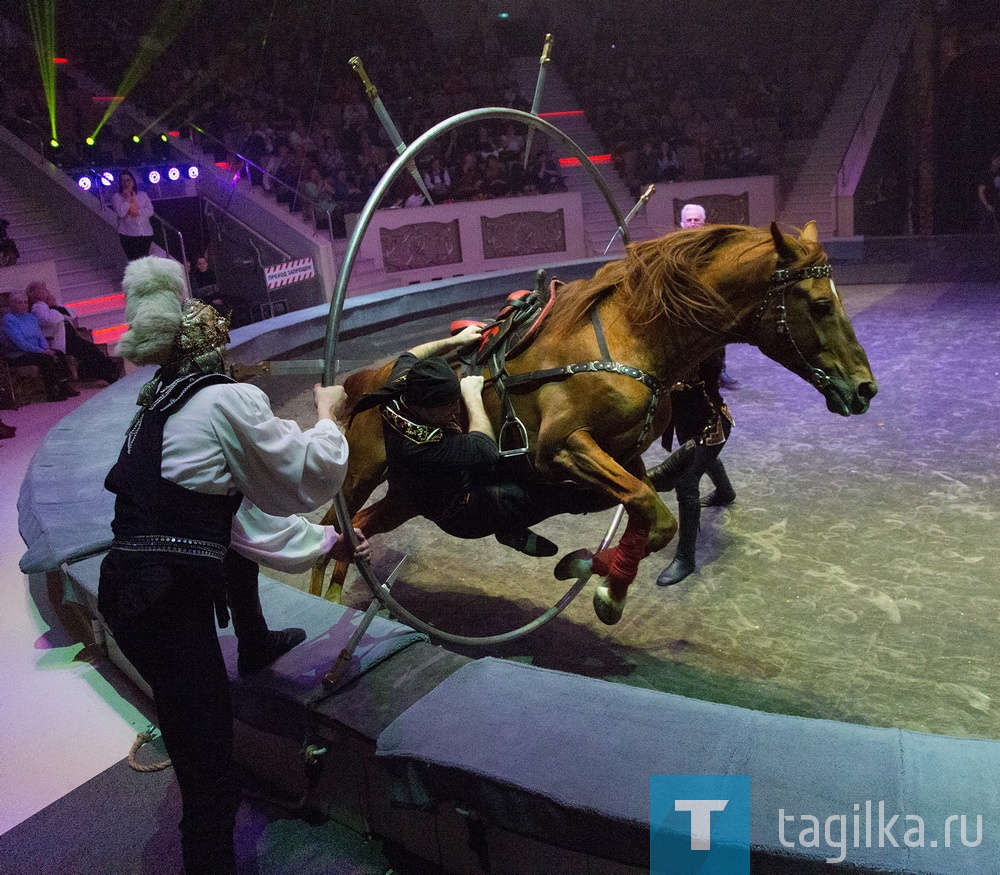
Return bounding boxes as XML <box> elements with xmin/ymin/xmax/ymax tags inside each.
<box><xmin>102</xmin><ymin>373</ymin><xmax>243</xmax><ymax>621</ymax></box>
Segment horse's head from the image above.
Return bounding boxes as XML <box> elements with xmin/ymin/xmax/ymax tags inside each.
<box><xmin>747</xmin><ymin>221</ymin><xmax>877</xmax><ymax>416</ymax></box>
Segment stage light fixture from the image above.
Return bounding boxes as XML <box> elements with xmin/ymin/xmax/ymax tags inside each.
<box><xmin>86</xmin><ymin>136</ymin><xmax>95</xmax><ymax>146</ymax></box>
<box><xmin>132</xmin><ymin>135</ymin><xmax>141</xmax><ymax>143</ymax></box>
<box><xmin>148</xmin><ymin>169</ymin><xmax>161</xmax><ymax>184</ymax></box>
<box><xmin>50</xmin><ymin>138</ymin><xmax>59</xmax><ymax>148</ymax></box>
<box><xmin>160</xmin><ymin>133</ymin><xmax>168</xmax><ymax>142</ymax></box>
<box><xmin>167</xmin><ymin>167</ymin><xmax>180</xmax><ymax>181</ymax></box>
<box><xmin>78</xmin><ymin>175</ymin><xmax>92</xmax><ymax>190</ymax></box>
<box><xmin>187</xmin><ymin>166</ymin><xmax>199</xmax><ymax>179</ymax></box>
<box><xmin>100</xmin><ymin>171</ymin><xmax>115</xmax><ymax>186</ymax></box>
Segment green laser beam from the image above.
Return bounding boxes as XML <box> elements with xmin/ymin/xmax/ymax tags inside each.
<box><xmin>92</xmin><ymin>0</ymin><xmax>202</xmax><ymax>140</ymax></box>
<box><xmin>27</xmin><ymin>0</ymin><xmax>58</xmax><ymax>142</ymax></box>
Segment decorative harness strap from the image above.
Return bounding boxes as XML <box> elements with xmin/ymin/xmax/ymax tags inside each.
<box><xmin>493</xmin><ymin>305</ymin><xmax>666</xmax><ymax>459</ymax></box>
<box><xmin>749</xmin><ymin>263</ymin><xmax>835</xmax><ymax>392</ymax></box>
<box><xmin>382</xmin><ymin>400</ymin><xmax>445</xmax><ymax>445</ymax></box>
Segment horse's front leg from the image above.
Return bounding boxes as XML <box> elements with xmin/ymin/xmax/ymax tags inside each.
<box><xmin>548</xmin><ymin>429</ymin><xmax>678</xmax><ymax>624</ymax></box>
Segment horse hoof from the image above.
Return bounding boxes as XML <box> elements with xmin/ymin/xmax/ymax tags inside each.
<box><xmin>593</xmin><ymin>585</ymin><xmax>625</xmax><ymax>625</ymax></box>
<box><xmin>554</xmin><ymin>548</ymin><xmax>593</xmax><ymax>580</ymax></box>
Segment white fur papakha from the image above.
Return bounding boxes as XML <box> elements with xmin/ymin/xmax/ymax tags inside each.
<box><xmin>116</xmin><ymin>256</ymin><xmax>186</xmax><ymax>366</ymax></box>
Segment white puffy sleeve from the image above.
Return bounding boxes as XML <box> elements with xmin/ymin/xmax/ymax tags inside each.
<box><xmin>160</xmin><ymin>382</ymin><xmax>350</xmax><ymax>515</ymax></box>
<box><xmin>212</xmin><ymin>383</ymin><xmax>349</xmax><ymax>514</ymax></box>
<box><xmin>230</xmin><ymin>498</ymin><xmax>340</xmax><ymax>573</ymax></box>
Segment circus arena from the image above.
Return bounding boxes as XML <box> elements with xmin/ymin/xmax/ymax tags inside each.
<box><xmin>3</xmin><ymin>1</ymin><xmax>1000</xmax><ymax>873</ymax></box>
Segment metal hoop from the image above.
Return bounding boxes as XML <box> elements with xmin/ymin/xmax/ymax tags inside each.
<box><xmin>324</xmin><ymin>107</ymin><xmax>630</xmax><ymax>646</ymax></box>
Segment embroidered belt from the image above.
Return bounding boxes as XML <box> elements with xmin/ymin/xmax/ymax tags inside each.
<box><xmin>112</xmin><ymin>535</ymin><xmax>227</xmax><ymax>562</ymax></box>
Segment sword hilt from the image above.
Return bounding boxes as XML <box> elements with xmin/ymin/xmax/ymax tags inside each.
<box><xmin>348</xmin><ymin>56</ymin><xmax>377</xmax><ymax>101</ymax></box>
<box><xmin>540</xmin><ymin>33</ymin><xmax>554</xmax><ymax>64</ymax></box>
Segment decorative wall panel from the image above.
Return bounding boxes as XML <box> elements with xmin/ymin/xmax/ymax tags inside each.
<box><xmin>481</xmin><ymin>209</ymin><xmax>566</xmax><ymax>260</ymax></box>
<box><xmin>380</xmin><ymin>220</ymin><xmax>462</xmax><ymax>273</ymax></box>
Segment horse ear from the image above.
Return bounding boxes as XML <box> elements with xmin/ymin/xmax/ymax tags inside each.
<box><xmin>799</xmin><ymin>221</ymin><xmax>819</xmax><ymax>244</ymax></box>
<box><xmin>770</xmin><ymin>220</ymin><xmax>797</xmax><ymax>264</ymax></box>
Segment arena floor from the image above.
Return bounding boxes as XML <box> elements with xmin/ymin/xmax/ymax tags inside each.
<box><xmin>262</xmin><ymin>279</ymin><xmax>1000</xmax><ymax>741</ymax></box>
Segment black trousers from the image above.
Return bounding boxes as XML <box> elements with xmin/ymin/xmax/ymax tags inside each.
<box><xmin>100</xmin><ymin>556</ymin><xmax>238</xmax><ymax>874</ymax></box>
<box><xmin>8</xmin><ymin>350</ymin><xmax>73</xmax><ymax>399</ymax></box>
<box><xmin>120</xmin><ymin>233</ymin><xmax>153</xmax><ymax>261</ymax></box>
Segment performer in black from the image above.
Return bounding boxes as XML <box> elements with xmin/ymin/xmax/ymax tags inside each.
<box><xmin>352</xmin><ymin>326</ymin><xmax>564</xmax><ymax>556</ymax></box>
<box><xmin>648</xmin><ymin>347</ymin><xmax>737</xmax><ymax>586</ymax></box>
<box><xmin>98</xmin><ymin>256</ymin><xmax>359</xmax><ymax>874</ymax></box>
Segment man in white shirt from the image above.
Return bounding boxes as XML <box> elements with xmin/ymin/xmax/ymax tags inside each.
<box><xmin>98</xmin><ymin>256</ymin><xmax>367</xmax><ymax>875</ymax></box>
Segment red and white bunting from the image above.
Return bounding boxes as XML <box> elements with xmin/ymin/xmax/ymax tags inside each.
<box><xmin>264</xmin><ymin>257</ymin><xmax>315</xmax><ymax>290</ymax></box>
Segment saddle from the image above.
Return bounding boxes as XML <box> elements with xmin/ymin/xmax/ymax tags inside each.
<box><xmin>450</xmin><ymin>269</ymin><xmax>666</xmax><ymax>466</ymax></box>
<box><xmin>451</xmin><ymin>270</ymin><xmax>556</xmax><ymax>462</ymax></box>
<box><xmin>451</xmin><ymin>269</ymin><xmax>558</xmax><ymax>368</ymax></box>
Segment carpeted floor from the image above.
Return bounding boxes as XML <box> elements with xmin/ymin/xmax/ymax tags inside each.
<box><xmin>270</xmin><ymin>280</ymin><xmax>1000</xmax><ymax>741</ymax></box>
<box><xmin>0</xmin><ymin>743</ymin><xmax>390</xmax><ymax>875</ymax></box>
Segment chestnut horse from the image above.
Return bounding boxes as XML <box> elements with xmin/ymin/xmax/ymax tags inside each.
<box><xmin>313</xmin><ymin>221</ymin><xmax>877</xmax><ymax>624</ymax></box>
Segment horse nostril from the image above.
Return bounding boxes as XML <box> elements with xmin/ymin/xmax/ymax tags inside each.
<box><xmin>859</xmin><ymin>381</ymin><xmax>878</xmax><ymax>400</ymax></box>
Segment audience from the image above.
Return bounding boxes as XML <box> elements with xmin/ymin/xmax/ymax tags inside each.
<box><xmin>26</xmin><ymin>281</ymin><xmax>122</xmax><ymax>385</ymax></box>
<box><xmin>2</xmin><ymin>290</ymin><xmax>79</xmax><ymax>402</ymax></box>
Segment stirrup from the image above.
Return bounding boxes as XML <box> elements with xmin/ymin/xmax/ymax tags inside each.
<box><xmin>498</xmin><ymin>416</ymin><xmax>529</xmax><ymax>458</ymax></box>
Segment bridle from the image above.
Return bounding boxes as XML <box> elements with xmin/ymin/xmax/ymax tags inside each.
<box><xmin>744</xmin><ymin>263</ymin><xmax>836</xmax><ymax>392</ymax></box>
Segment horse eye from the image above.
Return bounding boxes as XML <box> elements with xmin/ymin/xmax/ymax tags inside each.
<box><xmin>810</xmin><ymin>298</ymin><xmax>835</xmax><ymax>318</ymax></box>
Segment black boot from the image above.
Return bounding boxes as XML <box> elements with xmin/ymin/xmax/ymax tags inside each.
<box><xmin>700</xmin><ymin>457</ymin><xmax>736</xmax><ymax>507</ymax></box>
<box><xmin>237</xmin><ymin>628</ymin><xmax>307</xmax><ymax>675</ymax></box>
<box><xmin>225</xmin><ymin>551</ymin><xmax>307</xmax><ymax>675</ymax></box>
<box><xmin>656</xmin><ymin>498</ymin><xmax>700</xmax><ymax>586</ymax></box>
<box><xmin>496</xmin><ymin>528</ymin><xmax>558</xmax><ymax>557</ymax></box>
<box><xmin>646</xmin><ymin>440</ymin><xmax>697</xmax><ymax>492</ymax></box>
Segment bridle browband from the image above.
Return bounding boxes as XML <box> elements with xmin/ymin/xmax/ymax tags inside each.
<box><xmin>743</xmin><ymin>262</ymin><xmax>835</xmax><ymax>392</ymax></box>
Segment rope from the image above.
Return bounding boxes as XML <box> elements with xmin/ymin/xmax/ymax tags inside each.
<box><xmin>127</xmin><ymin>725</ymin><xmax>172</xmax><ymax>773</ymax></box>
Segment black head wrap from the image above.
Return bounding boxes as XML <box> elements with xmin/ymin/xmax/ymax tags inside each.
<box><xmin>402</xmin><ymin>357</ymin><xmax>460</xmax><ymax>407</ymax></box>
<box><xmin>349</xmin><ymin>355</ymin><xmax>460</xmax><ymax>426</ymax></box>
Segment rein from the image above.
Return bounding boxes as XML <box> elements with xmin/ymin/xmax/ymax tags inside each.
<box><xmin>745</xmin><ymin>263</ymin><xmax>835</xmax><ymax>393</ymax></box>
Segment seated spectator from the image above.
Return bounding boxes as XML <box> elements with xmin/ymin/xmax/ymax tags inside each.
<box><xmin>531</xmin><ymin>150</ymin><xmax>566</xmax><ymax>194</ymax></box>
<box><xmin>482</xmin><ymin>154</ymin><xmax>508</xmax><ymax>198</ymax></box>
<box><xmin>2</xmin><ymin>289</ymin><xmax>79</xmax><ymax>401</ymax></box>
<box><xmin>26</xmin><ymin>281</ymin><xmax>122</xmax><ymax>385</ymax></box>
<box><xmin>0</xmin><ymin>417</ymin><xmax>14</xmax><ymax>440</ymax></box>
<box><xmin>422</xmin><ymin>157</ymin><xmax>452</xmax><ymax>200</ymax></box>
<box><xmin>637</xmin><ymin>139</ymin><xmax>660</xmax><ymax>188</ymax></box>
<box><xmin>331</xmin><ymin>168</ymin><xmax>366</xmax><ymax>214</ymax></box>
<box><xmin>451</xmin><ymin>152</ymin><xmax>485</xmax><ymax>201</ymax></box>
<box><xmin>657</xmin><ymin>138</ymin><xmax>684</xmax><ymax>182</ymax></box>
<box><xmin>302</xmin><ymin>166</ymin><xmax>341</xmax><ymax>221</ymax></box>
<box><xmin>188</xmin><ymin>254</ymin><xmax>224</xmax><ymax>309</ymax></box>
<box><xmin>189</xmin><ymin>253</ymin><xmax>217</xmax><ymax>295</ymax></box>
<box><xmin>499</xmin><ymin>124</ymin><xmax>525</xmax><ymax>160</ymax></box>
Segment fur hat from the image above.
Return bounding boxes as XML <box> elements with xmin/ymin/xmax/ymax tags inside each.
<box><xmin>116</xmin><ymin>256</ymin><xmax>229</xmax><ymax>368</ymax></box>
<box><xmin>116</xmin><ymin>257</ymin><xmax>186</xmax><ymax>366</ymax></box>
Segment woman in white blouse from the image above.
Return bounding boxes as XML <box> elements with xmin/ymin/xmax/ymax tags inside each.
<box><xmin>111</xmin><ymin>170</ymin><xmax>156</xmax><ymax>261</ymax></box>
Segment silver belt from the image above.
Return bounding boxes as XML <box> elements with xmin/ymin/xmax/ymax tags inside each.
<box><xmin>112</xmin><ymin>535</ymin><xmax>227</xmax><ymax>562</ymax></box>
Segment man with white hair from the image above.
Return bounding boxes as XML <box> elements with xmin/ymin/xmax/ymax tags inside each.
<box><xmin>680</xmin><ymin>202</ymin><xmax>706</xmax><ymax>228</ymax></box>
<box><xmin>98</xmin><ymin>256</ymin><xmax>367</xmax><ymax>874</ymax></box>
<box><xmin>678</xmin><ymin>202</ymin><xmax>739</xmax><ymax>388</ymax></box>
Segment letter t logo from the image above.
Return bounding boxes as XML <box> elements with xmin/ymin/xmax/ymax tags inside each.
<box><xmin>675</xmin><ymin>799</ymin><xmax>729</xmax><ymax>850</ymax></box>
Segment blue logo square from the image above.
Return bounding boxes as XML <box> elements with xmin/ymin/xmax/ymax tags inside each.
<box><xmin>650</xmin><ymin>774</ymin><xmax>750</xmax><ymax>875</ymax></box>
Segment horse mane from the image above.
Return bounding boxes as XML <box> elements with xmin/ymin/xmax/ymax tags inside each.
<box><xmin>545</xmin><ymin>224</ymin><xmax>827</xmax><ymax>336</ymax></box>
